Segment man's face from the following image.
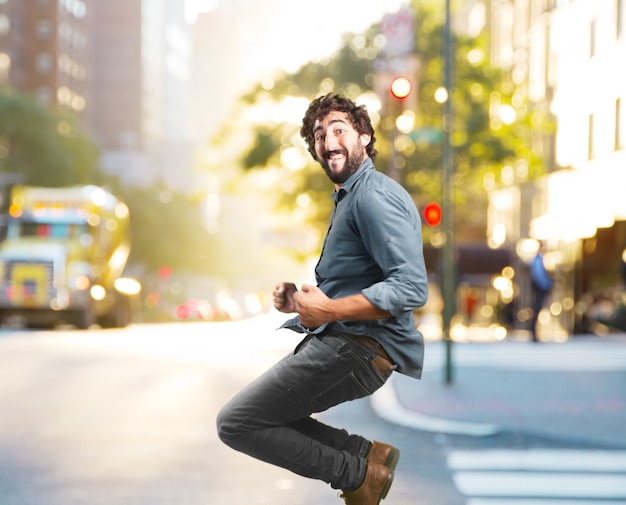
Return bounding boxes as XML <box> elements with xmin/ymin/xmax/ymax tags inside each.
<box><xmin>313</xmin><ymin>111</ymin><xmax>371</xmax><ymax>185</ymax></box>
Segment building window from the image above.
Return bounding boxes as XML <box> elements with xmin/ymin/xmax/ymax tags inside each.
<box><xmin>590</xmin><ymin>19</ymin><xmax>596</xmax><ymax>58</ymax></box>
<box><xmin>617</xmin><ymin>98</ymin><xmax>623</xmax><ymax>150</ymax></box>
<box><xmin>544</xmin><ymin>0</ymin><xmax>557</xmax><ymax>12</ymax></box>
<box><xmin>35</xmin><ymin>52</ymin><xmax>53</xmax><ymax>74</ymax></box>
<box><xmin>61</xmin><ymin>0</ymin><xmax>87</xmax><ymax>19</ymax></box>
<box><xmin>588</xmin><ymin>113</ymin><xmax>594</xmax><ymax>159</ymax></box>
<box><xmin>37</xmin><ymin>86</ymin><xmax>52</xmax><ymax>105</ymax></box>
<box><xmin>0</xmin><ymin>52</ymin><xmax>10</xmax><ymax>84</ymax></box>
<box><xmin>0</xmin><ymin>14</ymin><xmax>9</xmax><ymax>36</ymax></box>
<box><xmin>36</xmin><ymin>19</ymin><xmax>53</xmax><ymax>40</ymax></box>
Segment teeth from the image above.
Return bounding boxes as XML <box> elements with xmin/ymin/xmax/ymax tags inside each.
<box><xmin>326</xmin><ymin>150</ymin><xmax>346</xmax><ymax>160</ymax></box>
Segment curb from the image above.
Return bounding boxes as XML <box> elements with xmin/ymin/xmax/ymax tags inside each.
<box><xmin>370</xmin><ymin>376</ymin><xmax>500</xmax><ymax>437</ymax></box>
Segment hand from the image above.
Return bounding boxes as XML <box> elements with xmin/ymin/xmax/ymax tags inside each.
<box><xmin>273</xmin><ymin>282</ymin><xmax>298</xmax><ymax>313</ymax></box>
<box><xmin>293</xmin><ymin>284</ymin><xmax>332</xmax><ymax>328</ymax></box>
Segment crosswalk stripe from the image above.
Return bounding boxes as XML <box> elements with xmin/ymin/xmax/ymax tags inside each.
<box><xmin>467</xmin><ymin>500</ymin><xmax>618</xmax><ymax>505</ymax></box>
<box><xmin>448</xmin><ymin>449</ymin><xmax>626</xmax><ymax>503</ymax></box>
<box><xmin>453</xmin><ymin>472</ymin><xmax>626</xmax><ymax>498</ymax></box>
<box><xmin>448</xmin><ymin>449</ymin><xmax>626</xmax><ymax>472</ymax></box>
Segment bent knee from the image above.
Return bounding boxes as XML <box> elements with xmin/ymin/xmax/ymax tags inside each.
<box><xmin>215</xmin><ymin>405</ymin><xmax>233</xmax><ymax>443</ymax></box>
<box><xmin>216</xmin><ymin>403</ymin><xmax>246</xmax><ymax>447</ymax></box>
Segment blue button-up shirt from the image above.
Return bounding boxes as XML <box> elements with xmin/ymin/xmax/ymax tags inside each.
<box><xmin>282</xmin><ymin>158</ymin><xmax>428</xmax><ymax>379</ymax></box>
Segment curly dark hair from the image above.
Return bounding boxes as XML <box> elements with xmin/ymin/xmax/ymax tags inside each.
<box><xmin>300</xmin><ymin>94</ymin><xmax>378</xmax><ymax>161</ymax></box>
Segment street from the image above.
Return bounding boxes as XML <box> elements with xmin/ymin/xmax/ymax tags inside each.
<box><xmin>0</xmin><ymin>315</ymin><xmax>625</xmax><ymax>505</ymax></box>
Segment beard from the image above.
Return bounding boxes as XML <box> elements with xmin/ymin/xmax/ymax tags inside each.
<box><xmin>320</xmin><ymin>146</ymin><xmax>366</xmax><ymax>184</ymax></box>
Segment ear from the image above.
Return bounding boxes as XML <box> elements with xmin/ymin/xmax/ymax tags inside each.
<box><xmin>360</xmin><ymin>133</ymin><xmax>371</xmax><ymax>147</ymax></box>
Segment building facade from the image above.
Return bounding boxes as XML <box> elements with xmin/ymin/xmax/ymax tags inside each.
<box><xmin>0</xmin><ymin>0</ymin><xmax>195</xmax><ymax>191</ymax></box>
<box><xmin>91</xmin><ymin>0</ymin><xmax>194</xmax><ymax>190</ymax></box>
<box><xmin>0</xmin><ymin>0</ymin><xmax>91</xmax><ymax>126</ymax></box>
<box><xmin>488</xmin><ymin>0</ymin><xmax>626</xmax><ymax>336</ymax></box>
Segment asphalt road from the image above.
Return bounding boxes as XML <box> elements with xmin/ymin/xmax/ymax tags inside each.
<box><xmin>0</xmin><ymin>315</ymin><xmax>624</xmax><ymax>505</ymax></box>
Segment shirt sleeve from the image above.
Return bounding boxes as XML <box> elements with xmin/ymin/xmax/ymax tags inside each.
<box><xmin>355</xmin><ymin>185</ymin><xmax>428</xmax><ymax>317</ymax></box>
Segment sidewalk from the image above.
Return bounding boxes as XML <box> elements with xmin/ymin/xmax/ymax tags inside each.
<box><xmin>372</xmin><ymin>335</ymin><xmax>626</xmax><ymax>447</ymax></box>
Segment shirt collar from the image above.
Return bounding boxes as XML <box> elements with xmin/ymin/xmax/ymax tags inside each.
<box><xmin>331</xmin><ymin>158</ymin><xmax>374</xmax><ymax>202</ymax></box>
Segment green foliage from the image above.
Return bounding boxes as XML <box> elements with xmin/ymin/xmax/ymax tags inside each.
<box><xmin>0</xmin><ymin>87</ymin><xmax>215</xmax><ymax>277</ymax></box>
<box><xmin>212</xmin><ymin>1</ymin><xmax>552</xmax><ymax>244</ymax></box>
<box><xmin>242</xmin><ymin>127</ymin><xmax>281</xmax><ymax>169</ymax></box>
<box><xmin>0</xmin><ymin>87</ymin><xmax>102</xmax><ymax>186</ymax></box>
<box><xmin>399</xmin><ymin>2</ymin><xmax>549</xmax><ymax>236</ymax></box>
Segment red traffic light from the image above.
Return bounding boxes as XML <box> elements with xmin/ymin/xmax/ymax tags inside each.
<box><xmin>423</xmin><ymin>202</ymin><xmax>442</xmax><ymax>226</ymax></box>
<box><xmin>159</xmin><ymin>265</ymin><xmax>172</xmax><ymax>279</ymax></box>
<box><xmin>390</xmin><ymin>76</ymin><xmax>412</xmax><ymax>99</ymax></box>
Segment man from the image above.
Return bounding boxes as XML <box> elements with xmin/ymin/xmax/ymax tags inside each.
<box><xmin>217</xmin><ymin>94</ymin><xmax>428</xmax><ymax>505</ymax></box>
<box><xmin>529</xmin><ymin>246</ymin><xmax>553</xmax><ymax>342</ymax></box>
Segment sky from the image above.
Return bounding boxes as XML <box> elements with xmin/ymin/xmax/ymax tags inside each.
<box><xmin>184</xmin><ymin>0</ymin><xmax>413</xmax><ymax>143</ymax></box>
<box><xmin>186</xmin><ymin>0</ymin><xmax>407</xmax><ymax>74</ymax></box>
<box><xmin>182</xmin><ymin>0</ymin><xmax>411</xmax><ymax>285</ymax></box>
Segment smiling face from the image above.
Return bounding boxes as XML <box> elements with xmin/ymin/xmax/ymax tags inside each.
<box><xmin>313</xmin><ymin>110</ymin><xmax>372</xmax><ymax>186</ymax></box>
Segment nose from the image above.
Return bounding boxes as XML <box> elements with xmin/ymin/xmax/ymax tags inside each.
<box><xmin>324</xmin><ymin>132</ymin><xmax>339</xmax><ymax>151</ymax></box>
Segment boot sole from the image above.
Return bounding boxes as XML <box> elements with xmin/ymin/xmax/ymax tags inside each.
<box><xmin>379</xmin><ymin>469</ymin><xmax>395</xmax><ymax>502</ymax></box>
<box><xmin>383</xmin><ymin>447</ymin><xmax>400</xmax><ymax>474</ymax></box>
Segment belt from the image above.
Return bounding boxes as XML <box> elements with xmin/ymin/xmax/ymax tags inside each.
<box><xmin>349</xmin><ymin>334</ymin><xmax>392</xmax><ymax>363</ymax></box>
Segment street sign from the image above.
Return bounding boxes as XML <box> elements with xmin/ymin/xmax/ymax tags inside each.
<box><xmin>409</xmin><ymin>127</ymin><xmax>443</xmax><ymax>144</ymax></box>
<box><xmin>381</xmin><ymin>7</ymin><xmax>415</xmax><ymax>56</ymax></box>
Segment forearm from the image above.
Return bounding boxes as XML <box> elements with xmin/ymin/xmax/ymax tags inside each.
<box><xmin>326</xmin><ymin>293</ymin><xmax>391</xmax><ymax>322</ymax></box>
<box><xmin>294</xmin><ymin>285</ymin><xmax>392</xmax><ymax>328</ymax></box>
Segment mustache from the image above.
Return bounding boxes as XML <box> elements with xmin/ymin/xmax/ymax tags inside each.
<box><xmin>323</xmin><ymin>148</ymin><xmax>347</xmax><ymax>159</ymax></box>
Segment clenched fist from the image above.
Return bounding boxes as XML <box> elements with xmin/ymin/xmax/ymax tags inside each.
<box><xmin>273</xmin><ymin>282</ymin><xmax>298</xmax><ymax>313</ymax></box>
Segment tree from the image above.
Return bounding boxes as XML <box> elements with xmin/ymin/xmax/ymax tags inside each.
<box><xmin>0</xmin><ymin>87</ymin><xmax>102</xmax><ymax>187</ymax></box>
<box><xmin>0</xmin><ymin>88</ymin><xmax>218</xmax><ymax>281</ymax></box>
<box><xmin>207</xmin><ymin>0</ymin><xmax>551</xmax><ymax>254</ymax></box>
<box><xmin>402</xmin><ymin>8</ymin><xmax>548</xmax><ymax>238</ymax></box>
<box><xmin>111</xmin><ymin>183</ymin><xmax>218</xmax><ymax>277</ymax></box>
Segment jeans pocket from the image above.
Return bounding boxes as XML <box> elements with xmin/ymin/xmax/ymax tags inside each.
<box><xmin>309</xmin><ymin>370</ymin><xmax>373</xmax><ymax>413</ymax></box>
<box><xmin>309</xmin><ymin>355</ymin><xmax>387</xmax><ymax>414</ymax></box>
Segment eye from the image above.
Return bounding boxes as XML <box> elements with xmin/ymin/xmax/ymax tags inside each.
<box><xmin>315</xmin><ymin>134</ymin><xmax>325</xmax><ymax>142</ymax></box>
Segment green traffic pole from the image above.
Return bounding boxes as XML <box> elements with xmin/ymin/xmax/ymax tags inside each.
<box><xmin>442</xmin><ymin>0</ymin><xmax>455</xmax><ymax>385</ymax></box>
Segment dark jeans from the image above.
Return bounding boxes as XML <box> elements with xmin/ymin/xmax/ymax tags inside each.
<box><xmin>216</xmin><ymin>333</ymin><xmax>394</xmax><ymax>490</ymax></box>
<box><xmin>531</xmin><ymin>288</ymin><xmax>549</xmax><ymax>341</ymax></box>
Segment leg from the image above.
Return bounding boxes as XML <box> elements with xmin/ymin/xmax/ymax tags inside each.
<box><xmin>216</xmin><ymin>334</ymin><xmax>390</xmax><ymax>490</ymax></box>
<box><xmin>530</xmin><ymin>289</ymin><xmax>546</xmax><ymax>341</ymax></box>
<box><xmin>288</xmin><ymin>417</ymin><xmax>371</xmax><ymax>460</ymax></box>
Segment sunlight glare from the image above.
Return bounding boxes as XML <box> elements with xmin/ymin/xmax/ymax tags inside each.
<box><xmin>185</xmin><ymin>0</ymin><xmax>218</xmax><ymax>22</ymax></box>
<box><xmin>281</xmin><ymin>146</ymin><xmax>308</xmax><ymax>171</ymax></box>
<box><xmin>273</xmin><ymin>96</ymin><xmax>310</xmax><ymax>124</ymax></box>
<box><xmin>296</xmin><ymin>193</ymin><xmax>311</xmax><ymax>209</ymax></box>
<box><xmin>498</xmin><ymin>104</ymin><xmax>516</xmax><ymax>124</ymax></box>
<box><xmin>434</xmin><ymin>87</ymin><xmax>448</xmax><ymax>103</ymax></box>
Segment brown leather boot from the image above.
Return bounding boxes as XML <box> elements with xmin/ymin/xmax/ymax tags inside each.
<box><xmin>366</xmin><ymin>441</ymin><xmax>400</xmax><ymax>473</ymax></box>
<box><xmin>340</xmin><ymin>462</ymin><xmax>394</xmax><ymax>505</ymax></box>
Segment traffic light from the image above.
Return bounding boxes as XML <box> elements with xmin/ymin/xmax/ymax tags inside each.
<box><xmin>158</xmin><ymin>265</ymin><xmax>172</xmax><ymax>279</ymax></box>
<box><xmin>390</xmin><ymin>76</ymin><xmax>412</xmax><ymax>100</ymax></box>
<box><xmin>423</xmin><ymin>202</ymin><xmax>442</xmax><ymax>226</ymax></box>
